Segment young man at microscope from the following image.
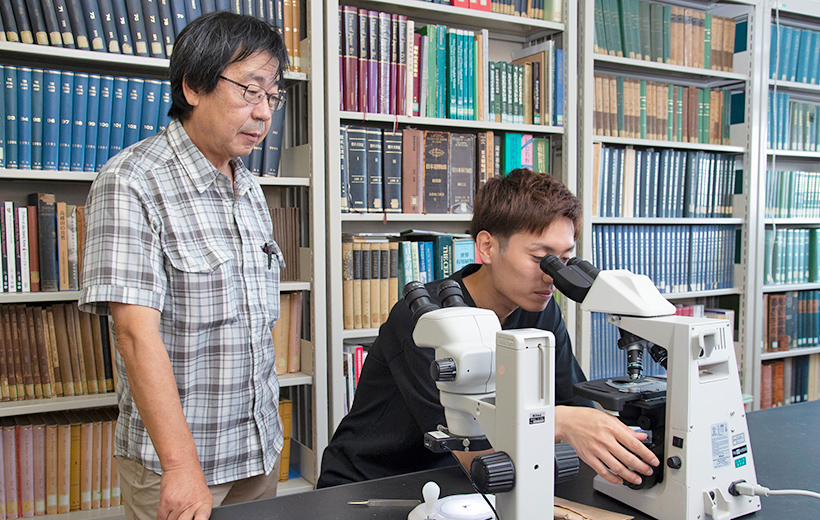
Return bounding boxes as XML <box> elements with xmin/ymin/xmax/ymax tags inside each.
<box><xmin>318</xmin><ymin>168</ymin><xmax>660</xmax><ymax>489</ymax></box>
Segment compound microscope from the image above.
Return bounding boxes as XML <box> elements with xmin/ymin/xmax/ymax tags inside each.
<box><xmin>403</xmin><ymin>280</ymin><xmax>579</xmax><ymax>520</ymax></box>
<box><xmin>540</xmin><ymin>255</ymin><xmax>761</xmax><ymax>520</ymax></box>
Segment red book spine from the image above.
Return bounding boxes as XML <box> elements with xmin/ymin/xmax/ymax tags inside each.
<box><xmin>397</xmin><ymin>15</ymin><xmax>408</xmax><ymax>116</ymax></box>
<box><xmin>341</xmin><ymin>6</ymin><xmax>359</xmax><ymax>112</ymax></box>
<box><xmin>389</xmin><ymin>14</ymin><xmax>399</xmax><ymax>115</ymax></box>
<box><xmin>357</xmin><ymin>10</ymin><xmax>368</xmax><ymax>114</ymax></box>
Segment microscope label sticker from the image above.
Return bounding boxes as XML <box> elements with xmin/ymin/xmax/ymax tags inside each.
<box><xmin>529</xmin><ymin>412</ymin><xmax>546</xmax><ymax>425</ymax></box>
<box><xmin>710</xmin><ymin>422</ymin><xmax>731</xmax><ymax>469</ymax></box>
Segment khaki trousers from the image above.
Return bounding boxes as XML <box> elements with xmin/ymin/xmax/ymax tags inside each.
<box><xmin>116</xmin><ymin>456</ymin><xmax>281</xmax><ymax>520</ymax></box>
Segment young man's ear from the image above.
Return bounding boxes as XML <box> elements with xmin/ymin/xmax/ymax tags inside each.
<box><xmin>474</xmin><ymin>230</ymin><xmax>495</xmax><ymax>265</ymax></box>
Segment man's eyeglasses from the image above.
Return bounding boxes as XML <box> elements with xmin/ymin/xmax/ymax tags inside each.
<box><xmin>219</xmin><ymin>76</ymin><xmax>286</xmax><ymax>111</ymax></box>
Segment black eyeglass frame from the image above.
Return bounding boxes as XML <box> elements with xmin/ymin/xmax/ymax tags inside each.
<box><xmin>218</xmin><ymin>75</ymin><xmax>287</xmax><ymax>111</ymax></box>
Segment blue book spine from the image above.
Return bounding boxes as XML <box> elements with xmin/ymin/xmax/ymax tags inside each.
<box><xmin>109</xmin><ymin>0</ymin><xmax>134</xmax><ymax>54</ymax></box>
<box><xmin>123</xmin><ymin>78</ymin><xmax>144</xmax><ymax>149</ymax></box>
<box><xmin>16</xmin><ymin>67</ymin><xmax>32</xmax><ymax>170</ymax></box>
<box><xmin>200</xmin><ymin>0</ymin><xmax>216</xmax><ymax>14</ymax></box>
<box><xmin>84</xmin><ymin>74</ymin><xmax>101</xmax><ymax>172</ymax></box>
<box><xmin>108</xmin><ymin>76</ymin><xmax>128</xmax><ymax>157</ymax></box>
<box><xmin>0</xmin><ymin>2</ymin><xmax>19</xmax><ymax>43</ymax></box>
<box><xmin>139</xmin><ymin>79</ymin><xmax>162</xmax><ymax>140</ymax></box>
<box><xmin>96</xmin><ymin>0</ymin><xmax>121</xmax><ymax>52</ymax></box>
<box><xmin>59</xmin><ymin>71</ymin><xmax>74</xmax><ymax>171</ymax></box>
<box><xmin>31</xmin><ymin>69</ymin><xmax>44</xmax><ymax>170</ymax></box>
<box><xmin>169</xmin><ymin>0</ymin><xmax>188</xmax><ymax>35</ymax></box>
<box><xmin>797</xmin><ymin>28</ymin><xmax>812</xmax><ymax>83</ymax></box>
<box><xmin>4</xmin><ymin>65</ymin><xmax>19</xmax><ymax>169</ymax></box>
<box><xmin>66</xmin><ymin>0</ymin><xmax>91</xmax><ymax>50</ymax></box>
<box><xmin>157</xmin><ymin>81</ymin><xmax>172</xmax><ymax>131</ymax></box>
<box><xmin>554</xmin><ymin>47</ymin><xmax>563</xmax><ymax>126</ymax></box>
<box><xmin>810</xmin><ymin>30</ymin><xmax>820</xmax><ymax>85</ymax></box>
<box><xmin>157</xmin><ymin>0</ymin><xmax>176</xmax><ymax>56</ymax></box>
<box><xmin>95</xmin><ymin>76</ymin><xmax>114</xmax><ymax>170</ymax></box>
<box><xmin>424</xmin><ymin>241</ymin><xmax>434</xmax><ymax>282</ymax></box>
<box><xmin>53</xmin><ymin>0</ymin><xmax>76</xmax><ymax>48</ymax></box>
<box><xmin>124</xmin><ymin>0</ymin><xmax>150</xmax><ymax>56</ymax></box>
<box><xmin>436</xmin><ymin>25</ymin><xmax>446</xmax><ymax>119</ymax></box>
<box><xmin>142</xmin><ymin>0</ymin><xmax>167</xmax><ymax>58</ymax></box>
<box><xmin>70</xmin><ymin>73</ymin><xmax>89</xmax><ymax>171</ymax></box>
<box><xmin>184</xmin><ymin>0</ymin><xmax>202</xmax><ymax>22</ymax></box>
<box><xmin>80</xmin><ymin>0</ymin><xmax>107</xmax><ymax>51</ymax></box>
<box><xmin>42</xmin><ymin>70</ymin><xmax>61</xmax><ymax>171</ymax></box>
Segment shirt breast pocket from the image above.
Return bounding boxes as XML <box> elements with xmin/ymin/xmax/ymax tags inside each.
<box><xmin>163</xmin><ymin>241</ymin><xmax>239</xmax><ymax>330</ymax></box>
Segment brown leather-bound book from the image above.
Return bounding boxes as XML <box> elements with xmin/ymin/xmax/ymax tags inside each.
<box><xmin>8</xmin><ymin>305</ymin><xmax>26</xmax><ymax>399</ymax></box>
<box><xmin>278</xmin><ymin>399</ymin><xmax>292</xmax><ymax>482</ymax></box>
<box><xmin>272</xmin><ymin>293</ymin><xmax>291</xmax><ymax>375</ymax></box>
<box><xmin>423</xmin><ymin>131</ymin><xmax>450</xmax><ymax>214</ymax></box>
<box><xmin>45</xmin><ymin>307</ymin><xmax>62</xmax><ymax>396</ymax></box>
<box><xmin>89</xmin><ymin>314</ymin><xmax>107</xmax><ymax>393</ymax></box>
<box><xmin>65</xmin><ymin>305</ymin><xmax>87</xmax><ymax>395</ymax></box>
<box><xmin>2</xmin><ymin>306</ymin><xmax>19</xmax><ymax>400</ymax></box>
<box><xmin>51</xmin><ymin>304</ymin><xmax>76</xmax><ymax>396</ymax></box>
<box><xmin>287</xmin><ymin>292</ymin><xmax>303</xmax><ymax>374</ymax></box>
<box><xmin>32</xmin><ymin>307</ymin><xmax>53</xmax><ymax>398</ymax></box>
<box><xmin>77</xmin><ymin>310</ymin><xmax>98</xmax><ymax>394</ymax></box>
<box><xmin>27</xmin><ymin>205</ymin><xmax>40</xmax><ymax>292</ymax></box>
<box><xmin>0</xmin><ymin>305</ymin><xmax>9</xmax><ymax>401</ymax></box>
<box><xmin>24</xmin><ymin>306</ymin><xmax>43</xmax><ymax>398</ymax></box>
<box><xmin>401</xmin><ymin>128</ymin><xmax>424</xmax><ymax>214</ymax></box>
<box><xmin>56</xmin><ymin>202</ymin><xmax>69</xmax><ymax>291</ymax></box>
<box><xmin>43</xmin><ymin>413</ymin><xmax>59</xmax><ymax>515</ymax></box>
<box><xmin>448</xmin><ymin>133</ymin><xmax>475</xmax><ymax>214</ymax></box>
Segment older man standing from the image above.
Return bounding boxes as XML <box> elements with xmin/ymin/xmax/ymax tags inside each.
<box><xmin>80</xmin><ymin>12</ymin><xmax>289</xmax><ymax>520</ymax></box>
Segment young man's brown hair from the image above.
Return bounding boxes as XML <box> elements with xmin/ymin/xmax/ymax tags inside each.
<box><xmin>470</xmin><ymin>168</ymin><xmax>582</xmax><ymax>246</ymax></box>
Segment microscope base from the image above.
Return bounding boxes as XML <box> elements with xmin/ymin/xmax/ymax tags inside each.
<box><xmin>407</xmin><ymin>492</ymin><xmax>496</xmax><ymax>520</ymax></box>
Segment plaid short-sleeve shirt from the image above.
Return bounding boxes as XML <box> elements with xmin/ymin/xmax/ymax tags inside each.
<box><xmin>79</xmin><ymin>118</ymin><xmax>284</xmax><ymax>484</ymax></box>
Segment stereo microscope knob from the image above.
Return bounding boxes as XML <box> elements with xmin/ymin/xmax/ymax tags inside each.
<box><xmin>470</xmin><ymin>452</ymin><xmax>515</xmax><ymax>494</ymax></box>
<box><xmin>431</xmin><ymin>358</ymin><xmax>457</xmax><ymax>382</ymax></box>
<box><xmin>554</xmin><ymin>442</ymin><xmax>580</xmax><ymax>483</ymax></box>
<box><xmin>667</xmin><ymin>456</ymin><xmax>682</xmax><ymax>470</ymax></box>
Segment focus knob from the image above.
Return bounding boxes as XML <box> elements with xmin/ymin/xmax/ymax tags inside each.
<box><xmin>431</xmin><ymin>358</ymin><xmax>457</xmax><ymax>382</ymax></box>
<box><xmin>470</xmin><ymin>452</ymin><xmax>515</xmax><ymax>494</ymax></box>
<box><xmin>554</xmin><ymin>443</ymin><xmax>580</xmax><ymax>483</ymax></box>
<box><xmin>667</xmin><ymin>456</ymin><xmax>682</xmax><ymax>470</ymax></box>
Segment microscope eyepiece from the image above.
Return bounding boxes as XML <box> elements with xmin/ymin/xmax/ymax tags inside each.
<box><xmin>403</xmin><ymin>281</ymin><xmax>440</xmax><ymax>325</ymax></box>
<box><xmin>567</xmin><ymin>256</ymin><xmax>600</xmax><ymax>279</ymax></box>
<box><xmin>437</xmin><ymin>280</ymin><xmax>467</xmax><ymax>308</ymax></box>
<box><xmin>539</xmin><ymin>254</ymin><xmax>598</xmax><ymax>303</ymax></box>
<box><xmin>539</xmin><ymin>254</ymin><xmax>566</xmax><ymax>279</ymax></box>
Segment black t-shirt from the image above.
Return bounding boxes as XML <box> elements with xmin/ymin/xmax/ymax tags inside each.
<box><xmin>317</xmin><ymin>264</ymin><xmax>592</xmax><ymax>488</ymax></box>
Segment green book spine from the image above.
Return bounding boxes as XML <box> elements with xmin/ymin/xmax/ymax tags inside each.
<box><xmin>616</xmin><ymin>76</ymin><xmax>625</xmax><ymax>136</ymax></box>
<box><xmin>638</xmin><ymin>0</ymin><xmax>651</xmax><ymax>61</ymax></box>
<box><xmin>667</xmin><ymin>84</ymin><xmax>674</xmax><ymax>141</ymax></box>
<box><xmin>639</xmin><ymin>80</ymin><xmax>647</xmax><ymax>139</ymax></box>
<box><xmin>649</xmin><ymin>2</ymin><xmax>663</xmax><ymax>62</ymax></box>
<box><xmin>704</xmin><ymin>13</ymin><xmax>712</xmax><ymax>70</ymax></box>
<box><xmin>662</xmin><ymin>5</ymin><xmax>671</xmax><ymax>63</ymax></box>
<box><xmin>676</xmin><ymin>86</ymin><xmax>683</xmax><ymax>141</ymax></box>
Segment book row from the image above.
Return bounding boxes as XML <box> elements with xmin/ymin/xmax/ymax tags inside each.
<box><xmin>340</xmin><ymin>125</ymin><xmax>551</xmax><ymax>214</ymax></box>
<box><xmin>418</xmin><ymin>0</ymin><xmax>562</xmax><ymax>21</ymax></box>
<box><xmin>769</xmin><ymin>23</ymin><xmax>820</xmax><ymax>85</ymax></box>
<box><xmin>338</xmin><ymin>7</ymin><xmax>563</xmax><ymax>125</ymax></box>
<box><xmin>764</xmin><ymin>170</ymin><xmax>820</xmax><ymax>219</ymax></box>
<box><xmin>341</xmin><ymin>231</ymin><xmax>477</xmax><ymax>330</ymax></box>
<box><xmin>0</xmin><ymin>0</ymin><xmax>302</xmax><ymax>70</ymax></box>
<box><xmin>1</xmin><ymin>65</ymin><xmax>171</xmax><ymax>172</ymax></box>
<box><xmin>767</xmin><ymin>92</ymin><xmax>820</xmax><ymax>152</ymax></box>
<box><xmin>591</xmin><ymin>144</ymin><xmax>738</xmax><ymax>219</ymax></box>
<box><xmin>269</xmin><ymin>207</ymin><xmax>301</xmax><ymax>282</ymax></box>
<box><xmin>593</xmin><ymin>0</ymin><xmax>737</xmax><ymax>71</ymax></box>
<box><xmin>3</xmin><ymin>195</ymin><xmax>85</xmax><ymax>295</ymax></box>
<box><xmin>272</xmin><ymin>292</ymin><xmax>303</xmax><ymax>375</ymax></box>
<box><xmin>593</xmin><ymin>73</ymin><xmax>737</xmax><ymax>145</ymax></box>
<box><xmin>763</xmin><ymin>291</ymin><xmax>820</xmax><ymax>353</ymax></box>
<box><xmin>341</xmin><ymin>342</ymin><xmax>367</xmax><ymax>415</ymax></box>
<box><xmin>762</xmin><ymin>228</ymin><xmax>820</xmax><ymax>286</ymax></box>
<box><xmin>591</xmin><ymin>224</ymin><xmax>736</xmax><ymax>294</ymax></box>
<box><xmin>760</xmin><ymin>354</ymin><xmax>820</xmax><ymax>409</ymax></box>
<box><xmin>0</xmin><ymin>302</ymin><xmax>114</xmax><ymax>402</ymax></box>
<box><xmin>0</xmin><ymin>407</ymin><xmax>120</xmax><ymax>518</ymax></box>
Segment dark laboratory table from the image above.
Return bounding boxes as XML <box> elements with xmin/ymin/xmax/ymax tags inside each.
<box><xmin>211</xmin><ymin>400</ymin><xmax>820</xmax><ymax>519</ymax></box>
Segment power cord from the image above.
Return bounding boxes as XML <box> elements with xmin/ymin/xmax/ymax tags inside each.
<box><xmin>730</xmin><ymin>480</ymin><xmax>820</xmax><ymax>500</ymax></box>
<box><xmin>448</xmin><ymin>450</ymin><xmax>501</xmax><ymax>520</ymax></box>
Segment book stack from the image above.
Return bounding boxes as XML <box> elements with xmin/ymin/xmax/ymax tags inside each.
<box><xmin>762</xmin><ymin>228</ymin><xmax>820</xmax><ymax>286</ymax></box>
<box><xmin>272</xmin><ymin>292</ymin><xmax>304</xmax><ymax>375</ymax></box>
<box><xmin>592</xmin><ymin>224</ymin><xmax>736</xmax><ymax>294</ymax></box>
<box><xmin>593</xmin><ymin>73</ymin><xmax>734</xmax><ymax>145</ymax></box>
<box><xmin>338</xmin><ymin>7</ymin><xmax>563</xmax><ymax>124</ymax></box>
<box><xmin>269</xmin><ymin>207</ymin><xmax>301</xmax><ymax>282</ymax></box>
<box><xmin>591</xmin><ymin>145</ymin><xmax>738</xmax><ymax>219</ymax></box>
<box><xmin>0</xmin><ymin>0</ymin><xmax>302</xmax><ymax>71</ymax></box>
<box><xmin>767</xmin><ymin>91</ymin><xmax>820</xmax><ymax>152</ymax></box>
<box><xmin>0</xmin><ymin>303</ymin><xmax>115</xmax><ymax>402</ymax></box>
<box><xmin>340</xmin><ymin>125</ymin><xmax>551</xmax><ymax>214</ymax></box>
<box><xmin>769</xmin><ymin>24</ymin><xmax>820</xmax><ymax>84</ymax></box>
<box><xmin>764</xmin><ymin>170</ymin><xmax>820</xmax><ymax>219</ymax></box>
<box><xmin>763</xmin><ymin>291</ymin><xmax>820</xmax><ymax>353</ymax></box>
<box><xmin>340</xmin><ymin>231</ymin><xmax>477</xmax><ymax>330</ymax></box>
<box><xmin>594</xmin><ymin>0</ymin><xmax>737</xmax><ymax>71</ymax></box>
<box><xmin>760</xmin><ymin>355</ymin><xmax>820</xmax><ymax>409</ymax></box>
<box><xmin>0</xmin><ymin>407</ymin><xmax>120</xmax><ymax>516</ymax></box>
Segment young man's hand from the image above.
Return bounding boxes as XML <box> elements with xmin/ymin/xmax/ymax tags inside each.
<box><xmin>555</xmin><ymin>406</ymin><xmax>660</xmax><ymax>485</ymax></box>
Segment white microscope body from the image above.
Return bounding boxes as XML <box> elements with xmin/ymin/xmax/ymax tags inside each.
<box><xmin>405</xmin><ymin>280</ymin><xmax>557</xmax><ymax>520</ymax></box>
<box><xmin>554</xmin><ymin>258</ymin><xmax>762</xmax><ymax>520</ymax></box>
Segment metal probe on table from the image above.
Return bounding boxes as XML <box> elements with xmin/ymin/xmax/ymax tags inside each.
<box><xmin>348</xmin><ymin>499</ymin><xmax>422</xmax><ymax>507</ymax></box>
